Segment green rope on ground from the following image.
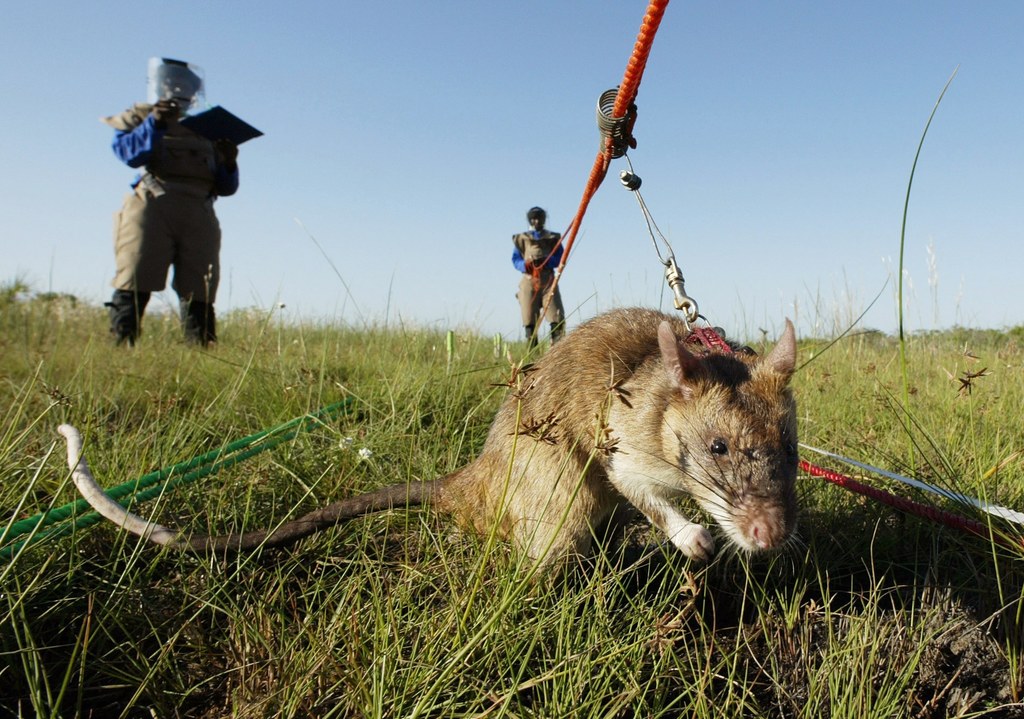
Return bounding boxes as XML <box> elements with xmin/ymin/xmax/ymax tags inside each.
<box><xmin>0</xmin><ymin>399</ymin><xmax>353</xmax><ymax>560</ymax></box>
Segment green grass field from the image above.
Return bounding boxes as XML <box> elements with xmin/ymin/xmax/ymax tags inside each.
<box><xmin>2</xmin><ymin>289</ymin><xmax>1023</xmax><ymax>718</ymax></box>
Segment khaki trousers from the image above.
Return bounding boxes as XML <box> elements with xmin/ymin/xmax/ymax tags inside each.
<box><xmin>111</xmin><ymin>189</ymin><xmax>221</xmax><ymax>303</ymax></box>
<box><xmin>517</xmin><ymin>271</ymin><xmax>564</xmax><ymax>326</ymax></box>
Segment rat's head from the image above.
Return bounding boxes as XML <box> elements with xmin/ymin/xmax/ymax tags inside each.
<box><xmin>658</xmin><ymin>320</ymin><xmax>799</xmax><ymax>552</ymax></box>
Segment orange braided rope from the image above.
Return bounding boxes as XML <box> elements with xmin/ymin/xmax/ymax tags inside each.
<box><xmin>542</xmin><ymin>0</ymin><xmax>670</xmax><ymax>306</ymax></box>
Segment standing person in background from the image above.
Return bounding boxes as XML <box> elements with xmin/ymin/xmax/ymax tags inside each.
<box><xmin>103</xmin><ymin>57</ymin><xmax>239</xmax><ymax>347</ymax></box>
<box><xmin>512</xmin><ymin>206</ymin><xmax>565</xmax><ymax>349</ymax></box>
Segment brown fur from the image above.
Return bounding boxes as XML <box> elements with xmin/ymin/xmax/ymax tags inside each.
<box><xmin>75</xmin><ymin>307</ymin><xmax>799</xmax><ymax>566</ymax></box>
<box><xmin>435</xmin><ymin>308</ymin><xmax>798</xmax><ymax>564</ymax></box>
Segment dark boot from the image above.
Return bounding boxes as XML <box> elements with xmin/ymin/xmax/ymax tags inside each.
<box><xmin>524</xmin><ymin>324</ymin><xmax>538</xmax><ymax>350</ymax></box>
<box><xmin>180</xmin><ymin>300</ymin><xmax>216</xmax><ymax>346</ymax></box>
<box><xmin>105</xmin><ymin>290</ymin><xmax>150</xmax><ymax>346</ymax></box>
<box><xmin>549</xmin><ymin>321</ymin><xmax>564</xmax><ymax>344</ymax></box>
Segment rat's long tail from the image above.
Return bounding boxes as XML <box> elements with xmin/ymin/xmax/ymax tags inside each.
<box><xmin>59</xmin><ymin>424</ymin><xmax>443</xmax><ymax>554</ymax></box>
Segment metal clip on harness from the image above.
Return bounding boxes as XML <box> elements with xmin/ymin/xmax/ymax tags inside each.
<box><xmin>596</xmin><ymin>88</ymin><xmax>699</xmax><ymax>328</ymax></box>
<box><xmin>618</xmin><ymin>165</ymin><xmax>699</xmax><ymax>329</ymax></box>
<box><xmin>663</xmin><ymin>256</ymin><xmax>698</xmax><ymax>324</ymax></box>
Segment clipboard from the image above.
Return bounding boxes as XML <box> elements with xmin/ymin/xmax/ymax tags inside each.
<box><xmin>181</xmin><ymin>106</ymin><xmax>263</xmax><ymax>144</ymax></box>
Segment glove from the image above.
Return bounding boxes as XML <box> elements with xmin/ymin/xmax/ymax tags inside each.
<box><xmin>215</xmin><ymin>139</ymin><xmax>239</xmax><ymax>169</ymax></box>
<box><xmin>151</xmin><ymin>99</ymin><xmax>181</xmax><ymax>129</ymax></box>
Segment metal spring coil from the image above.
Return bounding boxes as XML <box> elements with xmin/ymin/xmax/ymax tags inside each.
<box><xmin>595</xmin><ymin>88</ymin><xmax>634</xmax><ymax>159</ymax></box>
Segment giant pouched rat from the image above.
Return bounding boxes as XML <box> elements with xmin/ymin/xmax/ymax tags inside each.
<box><xmin>62</xmin><ymin>307</ymin><xmax>798</xmax><ymax>566</ymax></box>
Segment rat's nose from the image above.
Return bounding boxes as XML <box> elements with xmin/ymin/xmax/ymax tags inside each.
<box><xmin>746</xmin><ymin>512</ymin><xmax>790</xmax><ymax>550</ymax></box>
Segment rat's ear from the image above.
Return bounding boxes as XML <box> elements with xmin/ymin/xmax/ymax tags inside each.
<box><xmin>658</xmin><ymin>321</ymin><xmax>702</xmax><ymax>396</ymax></box>
<box><xmin>761</xmin><ymin>319</ymin><xmax>797</xmax><ymax>380</ymax></box>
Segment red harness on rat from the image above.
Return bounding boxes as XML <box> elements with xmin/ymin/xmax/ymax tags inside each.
<box><xmin>685</xmin><ymin>325</ymin><xmax>733</xmax><ymax>354</ymax></box>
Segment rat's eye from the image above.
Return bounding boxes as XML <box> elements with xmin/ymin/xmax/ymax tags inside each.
<box><xmin>710</xmin><ymin>438</ymin><xmax>728</xmax><ymax>455</ymax></box>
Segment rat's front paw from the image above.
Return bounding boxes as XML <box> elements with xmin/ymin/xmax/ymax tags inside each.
<box><xmin>668</xmin><ymin>522</ymin><xmax>715</xmax><ymax>561</ymax></box>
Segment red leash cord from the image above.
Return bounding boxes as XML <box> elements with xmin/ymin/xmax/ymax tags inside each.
<box><xmin>800</xmin><ymin>459</ymin><xmax>1023</xmax><ymax>551</ymax></box>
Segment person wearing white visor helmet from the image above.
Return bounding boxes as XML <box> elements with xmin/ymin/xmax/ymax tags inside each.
<box><xmin>102</xmin><ymin>58</ymin><xmax>239</xmax><ymax>347</ymax></box>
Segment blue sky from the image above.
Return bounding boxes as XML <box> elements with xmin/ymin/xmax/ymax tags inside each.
<box><xmin>3</xmin><ymin>1</ymin><xmax>1022</xmax><ymax>339</ymax></box>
